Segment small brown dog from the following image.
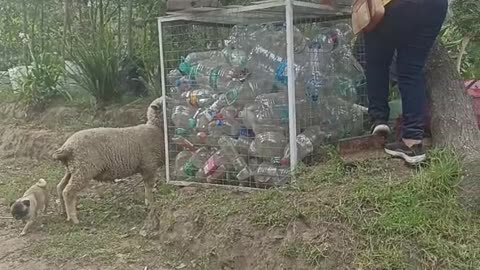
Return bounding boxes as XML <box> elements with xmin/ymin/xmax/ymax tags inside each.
<box><xmin>10</xmin><ymin>178</ymin><xmax>49</xmax><ymax>236</ymax></box>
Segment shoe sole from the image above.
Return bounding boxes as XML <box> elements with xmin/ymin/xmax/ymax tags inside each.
<box><xmin>385</xmin><ymin>148</ymin><xmax>426</xmax><ymax>164</ymax></box>
<box><xmin>372</xmin><ymin>124</ymin><xmax>391</xmax><ymax>137</ymax></box>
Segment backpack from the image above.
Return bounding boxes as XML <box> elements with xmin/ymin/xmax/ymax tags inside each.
<box><xmin>352</xmin><ymin>0</ymin><xmax>385</xmax><ymax>34</ymax></box>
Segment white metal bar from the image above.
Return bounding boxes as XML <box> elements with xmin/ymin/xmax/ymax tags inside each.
<box><xmin>158</xmin><ymin>18</ymin><xmax>171</xmax><ymax>184</ymax></box>
<box><xmin>285</xmin><ymin>0</ymin><xmax>298</xmax><ymax>172</ymax></box>
<box><xmin>168</xmin><ymin>180</ymin><xmax>263</xmax><ymax>192</ymax></box>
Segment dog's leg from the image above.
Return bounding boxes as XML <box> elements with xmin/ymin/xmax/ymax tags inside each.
<box><xmin>63</xmin><ymin>174</ymin><xmax>90</xmax><ymax>224</ymax></box>
<box><xmin>57</xmin><ymin>171</ymin><xmax>71</xmax><ymax>215</ymax></box>
<box><xmin>20</xmin><ymin>214</ymin><xmax>35</xmax><ymax>236</ymax></box>
<box><xmin>44</xmin><ymin>196</ymin><xmax>49</xmax><ymax>214</ymax></box>
<box><xmin>141</xmin><ymin>171</ymin><xmax>155</xmax><ymax>207</ymax></box>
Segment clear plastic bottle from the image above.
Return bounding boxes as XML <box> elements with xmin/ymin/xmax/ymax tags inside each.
<box><xmin>208</xmin><ymin>118</ymin><xmax>241</xmax><ymax>138</ymax></box>
<box><xmin>251</xmin><ymin>131</ymin><xmax>287</xmax><ymax>161</ymax></box>
<box><xmin>302</xmin><ymin>41</ymin><xmax>334</xmax><ymax>102</ymax></box>
<box><xmin>255</xmin><ymin>162</ymin><xmax>290</xmax><ymax>188</ymax></box>
<box><xmin>238</xmin><ymin>104</ymin><xmax>258</xmax><ymax>130</ymax></box>
<box><xmin>189</xmin><ymin>62</ymin><xmax>248</xmax><ymax>91</ymax></box>
<box><xmin>203</xmin><ymin>150</ymin><xmax>226</xmax><ymax>176</ymax></box>
<box><xmin>195</xmin><ymin>109</ymin><xmax>216</xmax><ymax>132</ymax></box>
<box><xmin>223</xmin><ymin>81</ymin><xmax>261</xmax><ymax>108</ymax></box>
<box><xmin>206</xmin><ymin>164</ymin><xmax>226</xmax><ymax>184</ymax></box>
<box><xmin>219</xmin><ymin>106</ymin><xmax>238</xmax><ymax>120</ymax></box>
<box><xmin>167</xmin><ymin>69</ymin><xmax>183</xmax><ymax>87</ymax></box>
<box><xmin>174</xmin><ymin>150</ymin><xmax>193</xmax><ymax>180</ymax></box>
<box><xmin>280</xmin><ymin>125</ymin><xmax>328</xmax><ymax>165</ymax></box>
<box><xmin>182</xmin><ymin>50</ymin><xmax>227</xmax><ymax>66</ymax></box>
<box><xmin>218</xmin><ymin>136</ymin><xmax>253</xmax><ymax>182</ymax></box>
<box><xmin>171</xmin><ymin>105</ymin><xmax>196</xmax><ymax>130</ymax></box>
<box><xmin>224</xmin><ymin>48</ymin><xmax>248</xmax><ymax>69</ymax></box>
<box><xmin>247</xmin><ymin>45</ymin><xmax>305</xmax><ymax>86</ymax></box>
<box><xmin>172</xmin><ymin>135</ymin><xmax>196</xmax><ymax>152</ymax></box>
<box><xmin>182</xmin><ymin>147</ymin><xmax>210</xmax><ymax>177</ymax></box>
<box><xmin>183</xmin><ymin>88</ymin><xmax>217</xmax><ymax>108</ymax></box>
<box><xmin>254</xmin><ymin>92</ymin><xmax>289</xmax><ymax>129</ymax></box>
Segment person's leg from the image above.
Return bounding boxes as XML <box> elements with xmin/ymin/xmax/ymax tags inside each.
<box><xmin>384</xmin><ymin>0</ymin><xmax>448</xmax><ymax>164</ymax></box>
<box><xmin>364</xmin><ymin>30</ymin><xmax>395</xmax><ymax>135</ymax></box>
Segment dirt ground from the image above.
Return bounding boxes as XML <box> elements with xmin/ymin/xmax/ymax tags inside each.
<box><xmin>2</xmin><ymin>102</ymin><xmax>478</xmax><ymax>270</ymax></box>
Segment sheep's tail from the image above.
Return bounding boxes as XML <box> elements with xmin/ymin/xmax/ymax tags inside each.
<box><xmin>52</xmin><ymin>147</ymin><xmax>72</xmax><ymax>161</ymax></box>
<box><xmin>35</xmin><ymin>178</ymin><xmax>47</xmax><ymax>188</ymax></box>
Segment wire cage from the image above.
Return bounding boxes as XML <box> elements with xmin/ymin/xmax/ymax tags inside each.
<box><xmin>158</xmin><ymin>0</ymin><xmax>368</xmax><ymax>190</ymax></box>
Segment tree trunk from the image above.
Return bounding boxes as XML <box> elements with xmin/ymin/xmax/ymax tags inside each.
<box><xmin>425</xmin><ymin>42</ymin><xmax>480</xmax><ymax>160</ymax></box>
<box><xmin>21</xmin><ymin>0</ymin><xmax>29</xmax><ymax>65</ymax></box>
<box><xmin>63</xmin><ymin>0</ymin><xmax>72</xmax><ymax>58</ymax></box>
<box><xmin>425</xmin><ymin>41</ymin><xmax>480</xmax><ymax>211</ymax></box>
<box><xmin>127</xmin><ymin>0</ymin><xmax>134</xmax><ymax>58</ymax></box>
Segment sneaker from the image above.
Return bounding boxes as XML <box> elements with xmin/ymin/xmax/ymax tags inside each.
<box><xmin>371</xmin><ymin>121</ymin><xmax>391</xmax><ymax>137</ymax></box>
<box><xmin>384</xmin><ymin>141</ymin><xmax>426</xmax><ymax>164</ymax></box>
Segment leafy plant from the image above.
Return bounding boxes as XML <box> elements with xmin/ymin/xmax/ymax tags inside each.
<box><xmin>450</xmin><ymin>0</ymin><xmax>480</xmax><ymax>75</ymax></box>
<box><xmin>66</xmin><ymin>28</ymin><xmax>123</xmax><ymax>107</ymax></box>
<box><xmin>17</xmin><ymin>33</ymin><xmax>70</xmax><ymax>109</ymax></box>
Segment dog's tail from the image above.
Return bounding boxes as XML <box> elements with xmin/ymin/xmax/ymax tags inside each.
<box><xmin>36</xmin><ymin>178</ymin><xmax>47</xmax><ymax>188</ymax></box>
<box><xmin>52</xmin><ymin>147</ymin><xmax>72</xmax><ymax>161</ymax></box>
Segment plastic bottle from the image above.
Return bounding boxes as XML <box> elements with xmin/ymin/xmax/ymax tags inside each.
<box><xmin>255</xmin><ymin>162</ymin><xmax>290</xmax><ymax>188</ymax></box>
<box><xmin>251</xmin><ymin>131</ymin><xmax>287</xmax><ymax>161</ymax></box>
<box><xmin>223</xmin><ymin>81</ymin><xmax>261</xmax><ymax>108</ymax></box>
<box><xmin>182</xmin><ymin>50</ymin><xmax>227</xmax><ymax>66</ymax></box>
<box><xmin>167</xmin><ymin>69</ymin><xmax>183</xmax><ymax>87</ymax></box>
<box><xmin>206</xmin><ymin>164</ymin><xmax>226</xmax><ymax>184</ymax></box>
<box><xmin>188</xmin><ymin>62</ymin><xmax>248</xmax><ymax>91</ymax></box>
<box><xmin>224</xmin><ymin>48</ymin><xmax>248</xmax><ymax>69</ymax></box>
<box><xmin>218</xmin><ymin>136</ymin><xmax>253</xmax><ymax>182</ymax></box>
<box><xmin>174</xmin><ymin>150</ymin><xmax>193</xmax><ymax>180</ymax></box>
<box><xmin>171</xmin><ymin>105</ymin><xmax>196</xmax><ymax>131</ymax></box>
<box><xmin>183</xmin><ymin>88</ymin><xmax>217</xmax><ymax>108</ymax></box>
<box><xmin>219</xmin><ymin>106</ymin><xmax>238</xmax><ymax>120</ymax></box>
<box><xmin>254</xmin><ymin>92</ymin><xmax>289</xmax><ymax>129</ymax></box>
<box><xmin>280</xmin><ymin>125</ymin><xmax>328</xmax><ymax>165</ymax></box>
<box><xmin>247</xmin><ymin>45</ymin><xmax>305</xmax><ymax>86</ymax></box>
<box><xmin>172</xmin><ymin>135</ymin><xmax>196</xmax><ymax>152</ymax></box>
<box><xmin>302</xmin><ymin>40</ymin><xmax>334</xmax><ymax>102</ymax></box>
<box><xmin>203</xmin><ymin>150</ymin><xmax>226</xmax><ymax>176</ymax></box>
<box><xmin>208</xmin><ymin>118</ymin><xmax>241</xmax><ymax>138</ymax></box>
<box><xmin>182</xmin><ymin>147</ymin><xmax>210</xmax><ymax>177</ymax></box>
<box><xmin>238</xmin><ymin>104</ymin><xmax>258</xmax><ymax>129</ymax></box>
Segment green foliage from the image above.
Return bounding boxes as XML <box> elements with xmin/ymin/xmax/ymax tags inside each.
<box><xmin>451</xmin><ymin>0</ymin><xmax>480</xmax><ymax>38</ymax></box>
<box><xmin>67</xmin><ymin>29</ymin><xmax>123</xmax><ymax>106</ymax></box>
<box><xmin>18</xmin><ymin>52</ymin><xmax>69</xmax><ymax>108</ymax></box>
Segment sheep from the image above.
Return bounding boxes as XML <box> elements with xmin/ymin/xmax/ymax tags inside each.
<box><xmin>53</xmin><ymin>97</ymin><xmax>168</xmax><ymax>224</ymax></box>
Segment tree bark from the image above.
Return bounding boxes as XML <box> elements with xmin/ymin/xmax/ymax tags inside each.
<box><xmin>425</xmin><ymin>41</ymin><xmax>480</xmax><ymax>211</ymax></box>
<box><xmin>425</xmin><ymin>42</ymin><xmax>480</xmax><ymax>161</ymax></box>
<box><xmin>127</xmin><ymin>0</ymin><xmax>133</xmax><ymax>58</ymax></box>
<box><xmin>63</xmin><ymin>0</ymin><xmax>72</xmax><ymax>58</ymax></box>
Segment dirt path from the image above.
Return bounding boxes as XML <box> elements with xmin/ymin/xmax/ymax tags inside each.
<box><xmin>0</xmin><ymin>159</ymin><xmax>171</xmax><ymax>270</ymax></box>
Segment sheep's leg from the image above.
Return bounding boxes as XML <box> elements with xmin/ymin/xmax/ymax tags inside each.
<box><xmin>63</xmin><ymin>175</ymin><xmax>90</xmax><ymax>224</ymax></box>
<box><xmin>57</xmin><ymin>171</ymin><xmax>71</xmax><ymax>215</ymax></box>
<box><xmin>141</xmin><ymin>172</ymin><xmax>155</xmax><ymax>207</ymax></box>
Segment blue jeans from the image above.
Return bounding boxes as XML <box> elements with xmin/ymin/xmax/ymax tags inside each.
<box><xmin>365</xmin><ymin>0</ymin><xmax>448</xmax><ymax>140</ymax></box>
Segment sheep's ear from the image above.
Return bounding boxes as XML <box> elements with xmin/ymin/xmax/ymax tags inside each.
<box><xmin>150</xmin><ymin>104</ymin><xmax>161</xmax><ymax>111</ymax></box>
<box><xmin>22</xmin><ymin>200</ymin><xmax>30</xmax><ymax>207</ymax></box>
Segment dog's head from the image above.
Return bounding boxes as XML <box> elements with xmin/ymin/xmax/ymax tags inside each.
<box><xmin>10</xmin><ymin>199</ymin><xmax>30</xmax><ymax>220</ymax></box>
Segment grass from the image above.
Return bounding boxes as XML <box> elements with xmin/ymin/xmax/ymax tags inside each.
<box><xmin>0</xmin><ymin>149</ymin><xmax>479</xmax><ymax>269</ymax></box>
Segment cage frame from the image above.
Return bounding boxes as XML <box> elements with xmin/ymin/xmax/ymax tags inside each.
<box><xmin>158</xmin><ymin>0</ymin><xmax>351</xmax><ymax>189</ymax></box>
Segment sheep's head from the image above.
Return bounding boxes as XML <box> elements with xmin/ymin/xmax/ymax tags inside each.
<box><xmin>146</xmin><ymin>97</ymin><xmax>164</xmax><ymax>127</ymax></box>
<box><xmin>147</xmin><ymin>96</ymin><xmax>175</xmax><ymax>127</ymax></box>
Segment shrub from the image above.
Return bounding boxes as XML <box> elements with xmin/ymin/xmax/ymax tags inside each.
<box><xmin>66</xmin><ymin>29</ymin><xmax>122</xmax><ymax>107</ymax></box>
